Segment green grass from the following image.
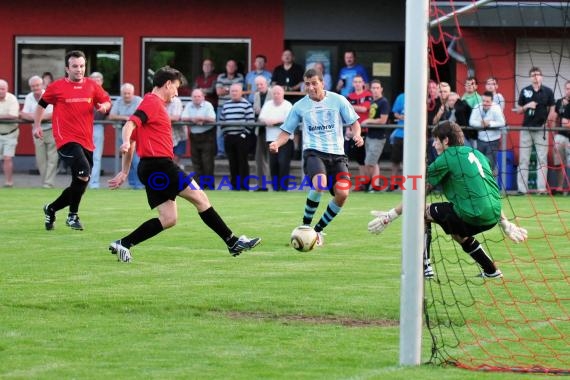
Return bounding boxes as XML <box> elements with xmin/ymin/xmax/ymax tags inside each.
<box><xmin>0</xmin><ymin>189</ymin><xmax>566</xmax><ymax>379</ymax></box>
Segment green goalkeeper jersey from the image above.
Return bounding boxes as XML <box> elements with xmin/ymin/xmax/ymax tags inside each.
<box><xmin>427</xmin><ymin>146</ymin><xmax>502</xmax><ymax>226</ymax></box>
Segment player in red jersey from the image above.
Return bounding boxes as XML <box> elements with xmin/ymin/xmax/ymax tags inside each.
<box><xmin>33</xmin><ymin>50</ymin><xmax>111</xmax><ymax>231</ymax></box>
<box><xmin>107</xmin><ymin>66</ymin><xmax>261</xmax><ymax>262</ymax></box>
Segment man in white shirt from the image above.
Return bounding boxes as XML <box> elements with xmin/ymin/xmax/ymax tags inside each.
<box><xmin>258</xmin><ymin>85</ymin><xmax>292</xmax><ymax>191</ymax></box>
<box><xmin>181</xmin><ymin>89</ymin><xmax>217</xmax><ymax>189</ymax></box>
<box><xmin>0</xmin><ymin>79</ymin><xmax>20</xmax><ymax>187</ymax></box>
<box><xmin>469</xmin><ymin>91</ymin><xmax>506</xmax><ymax>175</ymax></box>
<box><xmin>20</xmin><ymin>75</ymin><xmax>57</xmax><ymax>188</ymax></box>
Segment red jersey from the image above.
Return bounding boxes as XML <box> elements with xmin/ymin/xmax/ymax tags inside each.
<box><xmin>129</xmin><ymin>93</ymin><xmax>174</xmax><ymax>159</ymax></box>
<box><xmin>347</xmin><ymin>90</ymin><xmax>373</xmax><ymax>133</ymax></box>
<box><xmin>40</xmin><ymin>77</ymin><xmax>110</xmax><ymax>151</ymax></box>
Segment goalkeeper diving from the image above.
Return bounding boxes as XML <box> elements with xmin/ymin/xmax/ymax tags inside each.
<box><xmin>368</xmin><ymin>121</ymin><xmax>527</xmax><ymax>278</ymax></box>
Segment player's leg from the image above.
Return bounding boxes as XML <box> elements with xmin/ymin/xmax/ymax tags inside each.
<box><xmin>65</xmin><ymin>146</ymin><xmax>92</xmax><ymax>230</ymax></box>
<box><xmin>453</xmin><ymin>234</ymin><xmax>501</xmax><ymax>277</ymax></box>
<box><xmin>313</xmin><ymin>155</ymin><xmax>350</xmax><ymax>244</ymax></box>
<box><xmin>44</xmin><ymin>144</ymin><xmax>90</xmax><ymax>230</ymax></box>
<box><xmin>302</xmin><ymin>151</ymin><xmax>327</xmax><ymax>226</ymax></box>
<box><xmin>110</xmin><ymin>200</ymin><xmax>174</xmax><ymax>263</ymax></box>
<box><xmin>423</xmin><ymin>204</ymin><xmax>435</xmax><ymax>278</ymax></box>
<box><xmin>178</xmin><ymin>176</ymin><xmax>261</xmax><ymax>256</ymax></box>
<box><xmin>428</xmin><ymin>202</ymin><xmax>501</xmax><ymax>277</ymax></box>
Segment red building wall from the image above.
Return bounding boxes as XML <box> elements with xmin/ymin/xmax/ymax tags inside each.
<box><xmin>0</xmin><ymin>0</ymin><xmax>284</xmax><ymax>156</ymax></box>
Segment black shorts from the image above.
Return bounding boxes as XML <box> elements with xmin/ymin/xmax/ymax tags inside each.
<box><xmin>58</xmin><ymin>142</ymin><xmax>93</xmax><ymax>178</ymax></box>
<box><xmin>390</xmin><ymin>137</ymin><xmax>404</xmax><ymax>164</ymax></box>
<box><xmin>344</xmin><ymin>138</ymin><xmax>366</xmax><ymax>165</ymax></box>
<box><xmin>429</xmin><ymin>202</ymin><xmax>496</xmax><ymax>237</ymax></box>
<box><xmin>303</xmin><ymin>149</ymin><xmax>350</xmax><ymax>196</ymax></box>
<box><xmin>138</xmin><ymin>157</ymin><xmax>198</xmax><ymax>209</ymax></box>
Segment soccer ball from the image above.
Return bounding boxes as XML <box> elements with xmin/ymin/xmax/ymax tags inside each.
<box><xmin>290</xmin><ymin>226</ymin><xmax>318</xmax><ymax>252</ymax></box>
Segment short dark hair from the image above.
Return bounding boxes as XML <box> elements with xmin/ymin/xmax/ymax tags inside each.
<box><xmin>255</xmin><ymin>54</ymin><xmax>267</xmax><ymax>63</ymax></box>
<box><xmin>432</xmin><ymin>120</ymin><xmax>464</xmax><ymax>147</ymax></box>
<box><xmin>465</xmin><ymin>76</ymin><xmax>477</xmax><ymax>85</ymax></box>
<box><xmin>65</xmin><ymin>50</ymin><xmax>86</xmax><ymax>67</ymax></box>
<box><xmin>482</xmin><ymin>91</ymin><xmax>494</xmax><ymax>99</ymax></box>
<box><xmin>42</xmin><ymin>72</ymin><xmax>54</xmax><ymax>81</ymax></box>
<box><xmin>529</xmin><ymin>66</ymin><xmax>542</xmax><ymax>76</ymax></box>
<box><xmin>371</xmin><ymin>79</ymin><xmax>382</xmax><ymax>86</ymax></box>
<box><xmin>153</xmin><ymin>66</ymin><xmax>184</xmax><ymax>88</ymax></box>
<box><xmin>304</xmin><ymin>68</ymin><xmax>323</xmax><ymax>82</ymax></box>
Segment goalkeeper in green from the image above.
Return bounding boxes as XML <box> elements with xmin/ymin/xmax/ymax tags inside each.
<box><xmin>368</xmin><ymin>121</ymin><xmax>527</xmax><ymax>278</ymax></box>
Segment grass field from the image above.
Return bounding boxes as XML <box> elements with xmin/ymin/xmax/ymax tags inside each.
<box><xmin>0</xmin><ymin>188</ymin><xmax>564</xmax><ymax>379</ymax></box>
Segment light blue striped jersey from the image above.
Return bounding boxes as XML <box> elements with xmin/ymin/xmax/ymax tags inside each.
<box><xmin>281</xmin><ymin>91</ymin><xmax>358</xmax><ymax>155</ymax></box>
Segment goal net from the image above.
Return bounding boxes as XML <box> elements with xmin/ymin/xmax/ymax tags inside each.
<box><xmin>424</xmin><ymin>0</ymin><xmax>570</xmax><ymax>374</ymax></box>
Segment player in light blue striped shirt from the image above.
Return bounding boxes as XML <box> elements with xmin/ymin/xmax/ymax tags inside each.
<box><xmin>270</xmin><ymin>68</ymin><xmax>363</xmax><ymax>247</ymax></box>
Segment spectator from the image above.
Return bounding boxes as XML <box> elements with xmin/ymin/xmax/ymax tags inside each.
<box><xmin>485</xmin><ymin>76</ymin><xmax>505</xmax><ymax>111</ymax></box>
<box><xmin>469</xmin><ymin>91</ymin><xmax>506</xmax><ymax>175</ymax></box>
<box><xmin>168</xmin><ymin>96</ymin><xmax>185</xmax><ymax>169</ymax></box>
<box><xmin>245</xmin><ymin>54</ymin><xmax>272</xmax><ymax>103</ymax></box>
<box><xmin>461</xmin><ymin>77</ymin><xmax>481</xmax><ymax>148</ymax></box>
<box><xmin>389</xmin><ymin>92</ymin><xmax>405</xmax><ymax>191</ymax></box>
<box><xmin>437</xmin><ymin>91</ymin><xmax>472</xmax><ymax>130</ymax></box>
<box><xmin>426</xmin><ymin>80</ymin><xmax>443</xmax><ymax>163</ymax></box>
<box><xmin>515</xmin><ymin>66</ymin><xmax>555</xmax><ymax>195</ymax></box>
<box><xmin>42</xmin><ymin>72</ymin><xmax>54</xmax><ymax>88</ymax></box>
<box><xmin>215</xmin><ymin>59</ymin><xmax>244</xmax><ymax>159</ymax></box>
<box><xmin>193</xmin><ymin>59</ymin><xmax>217</xmax><ymax>108</ymax></box>
<box><xmin>89</xmin><ymin>72</ymin><xmax>107</xmax><ymax>189</ymax></box>
<box><xmin>35</xmin><ymin>50</ymin><xmax>111</xmax><ymax>231</ymax></box>
<box><xmin>271</xmin><ymin>49</ymin><xmax>304</xmax><ymax>102</ymax></box>
<box><xmin>549</xmin><ymin>80</ymin><xmax>570</xmax><ymax>194</ymax></box>
<box><xmin>426</xmin><ymin>79</ymin><xmax>440</xmax><ymax>126</ymax></box>
<box><xmin>258</xmin><ymin>85</ymin><xmax>293</xmax><ymax>191</ymax></box>
<box><xmin>0</xmin><ymin>79</ymin><xmax>20</xmax><ymax>187</ymax></box>
<box><xmin>431</xmin><ymin>82</ymin><xmax>451</xmax><ymax>125</ymax></box>
<box><xmin>336</xmin><ymin>50</ymin><xmax>369</xmax><ymax>97</ymax></box>
<box><xmin>360</xmin><ymin>79</ymin><xmax>390</xmax><ymax>192</ymax></box>
<box><xmin>346</xmin><ymin>74</ymin><xmax>372</xmax><ymax>191</ymax></box>
<box><xmin>253</xmin><ymin>75</ymin><xmax>273</xmax><ymax>190</ymax></box>
<box><xmin>219</xmin><ymin>83</ymin><xmax>255</xmax><ymax>190</ymax></box>
<box><xmin>20</xmin><ymin>75</ymin><xmax>57</xmax><ymax>188</ymax></box>
<box><xmin>108</xmin><ymin>83</ymin><xmax>144</xmax><ymax>189</ymax></box>
<box><xmin>181</xmin><ymin>89</ymin><xmax>217</xmax><ymax>189</ymax></box>
<box><xmin>301</xmin><ymin>62</ymin><xmax>331</xmax><ymax>92</ymax></box>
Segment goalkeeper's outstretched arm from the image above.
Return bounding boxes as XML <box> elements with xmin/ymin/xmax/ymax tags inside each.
<box><xmin>368</xmin><ymin>203</ymin><xmax>403</xmax><ymax>234</ymax></box>
<box><xmin>499</xmin><ymin>211</ymin><xmax>528</xmax><ymax>243</ymax></box>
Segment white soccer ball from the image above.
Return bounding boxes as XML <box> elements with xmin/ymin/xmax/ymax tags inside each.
<box><xmin>290</xmin><ymin>226</ymin><xmax>318</xmax><ymax>252</ymax></box>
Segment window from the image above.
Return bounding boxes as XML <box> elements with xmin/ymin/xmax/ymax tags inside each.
<box><xmin>142</xmin><ymin>38</ymin><xmax>250</xmax><ymax>98</ymax></box>
<box><xmin>516</xmin><ymin>38</ymin><xmax>570</xmax><ymax>99</ymax></box>
<box><xmin>15</xmin><ymin>36</ymin><xmax>123</xmax><ymax>99</ymax></box>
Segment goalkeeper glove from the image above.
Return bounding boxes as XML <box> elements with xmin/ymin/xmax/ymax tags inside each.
<box><xmin>499</xmin><ymin>219</ymin><xmax>528</xmax><ymax>243</ymax></box>
<box><xmin>368</xmin><ymin>209</ymin><xmax>399</xmax><ymax>234</ymax></box>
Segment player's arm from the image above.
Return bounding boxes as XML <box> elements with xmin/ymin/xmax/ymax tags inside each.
<box><xmin>349</xmin><ymin>120</ymin><xmax>364</xmax><ymax>147</ymax></box>
<box><xmin>498</xmin><ymin>210</ymin><xmax>528</xmax><ymax>243</ymax></box>
<box><xmin>108</xmin><ymin>120</ymin><xmax>136</xmax><ymax>189</ymax></box>
<box><xmin>368</xmin><ymin>203</ymin><xmax>403</xmax><ymax>234</ymax></box>
<box><xmin>269</xmin><ymin>131</ymin><xmax>292</xmax><ymax>153</ymax></box>
<box><xmin>32</xmin><ymin>100</ymin><xmax>48</xmax><ymax>139</ymax></box>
